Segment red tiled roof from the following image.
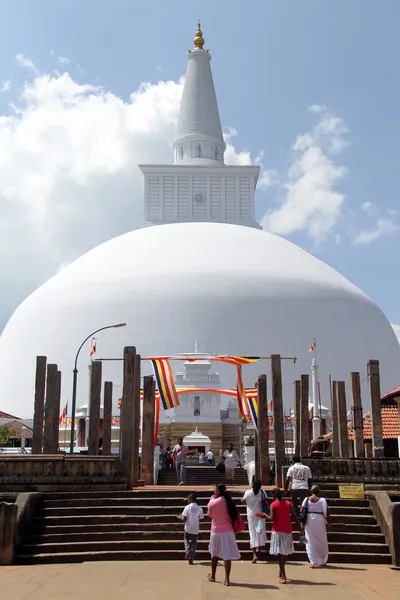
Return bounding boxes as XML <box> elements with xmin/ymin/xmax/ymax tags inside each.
<box><xmin>381</xmin><ymin>385</ymin><xmax>400</xmax><ymax>402</ymax></box>
<box><xmin>348</xmin><ymin>406</ymin><xmax>399</xmax><ymax>440</ymax></box>
<box><xmin>0</xmin><ymin>410</ymin><xmax>22</xmax><ymax>420</ymax></box>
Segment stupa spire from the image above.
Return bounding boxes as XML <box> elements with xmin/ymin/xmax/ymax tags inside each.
<box><xmin>172</xmin><ymin>22</ymin><xmax>226</xmax><ymax>165</ymax></box>
<box><xmin>194</xmin><ymin>22</ymin><xmax>205</xmax><ymax>50</ymax></box>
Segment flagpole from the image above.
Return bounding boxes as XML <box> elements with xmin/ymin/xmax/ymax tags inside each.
<box><xmin>85</xmin><ymin>337</ymin><xmax>95</xmax><ymax>447</ymax></box>
<box><xmin>311</xmin><ymin>337</ymin><xmax>320</xmax><ymax>440</ymax></box>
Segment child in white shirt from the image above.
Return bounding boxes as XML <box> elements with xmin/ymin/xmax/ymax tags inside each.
<box><xmin>177</xmin><ymin>493</ymin><xmax>204</xmax><ymax>564</ymax></box>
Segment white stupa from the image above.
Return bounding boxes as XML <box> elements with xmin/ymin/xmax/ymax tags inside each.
<box><xmin>0</xmin><ymin>24</ymin><xmax>399</xmax><ymax>419</ymax></box>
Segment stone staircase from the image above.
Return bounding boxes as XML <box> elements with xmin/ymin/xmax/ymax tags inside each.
<box><xmin>15</xmin><ymin>484</ymin><xmax>391</xmax><ymax>565</ymax></box>
<box><xmin>158</xmin><ymin>466</ymin><xmax>249</xmax><ymax>486</ymax></box>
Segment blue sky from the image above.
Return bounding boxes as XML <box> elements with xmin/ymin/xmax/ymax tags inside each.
<box><xmin>0</xmin><ymin>0</ymin><xmax>399</xmax><ymax>335</ymax></box>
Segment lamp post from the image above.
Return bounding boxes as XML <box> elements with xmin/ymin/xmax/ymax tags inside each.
<box><xmin>69</xmin><ymin>323</ymin><xmax>127</xmax><ymax>454</ymax></box>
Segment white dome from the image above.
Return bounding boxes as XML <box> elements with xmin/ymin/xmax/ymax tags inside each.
<box><xmin>1</xmin><ymin>222</ymin><xmax>399</xmax><ymax>418</ymax></box>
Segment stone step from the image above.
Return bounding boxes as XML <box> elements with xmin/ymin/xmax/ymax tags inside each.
<box><xmin>26</xmin><ymin>530</ymin><xmax>386</xmax><ymax>544</ymax></box>
<box><xmin>18</xmin><ymin>539</ymin><xmax>390</xmax><ymax>555</ymax></box>
<box><xmin>31</xmin><ymin>521</ymin><xmax>382</xmax><ymax>534</ymax></box>
<box><xmin>41</xmin><ymin>496</ymin><xmax>370</xmax><ymax>508</ymax></box>
<box><xmin>15</xmin><ymin>549</ymin><xmax>392</xmax><ymax>565</ymax></box>
<box><xmin>33</xmin><ymin>512</ymin><xmax>377</xmax><ymax>526</ymax></box>
<box><xmin>39</xmin><ymin>504</ymin><xmax>374</xmax><ymax>516</ymax></box>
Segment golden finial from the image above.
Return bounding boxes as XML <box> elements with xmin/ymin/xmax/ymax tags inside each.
<box><xmin>194</xmin><ymin>21</ymin><xmax>205</xmax><ymax>50</ymax></box>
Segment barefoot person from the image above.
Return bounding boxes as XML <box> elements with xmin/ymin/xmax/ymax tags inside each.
<box><xmin>223</xmin><ymin>443</ymin><xmax>239</xmax><ymax>484</ymax></box>
<box><xmin>258</xmin><ymin>488</ymin><xmax>300</xmax><ymax>584</ymax></box>
<box><xmin>301</xmin><ymin>484</ymin><xmax>331</xmax><ymax>568</ymax></box>
<box><xmin>242</xmin><ymin>477</ymin><xmax>268</xmax><ymax>563</ymax></box>
<box><xmin>207</xmin><ymin>483</ymin><xmax>241</xmax><ymax>586</ymax></box>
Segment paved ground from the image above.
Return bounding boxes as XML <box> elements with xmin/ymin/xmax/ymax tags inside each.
<box><xmin>0</xmin><ymin>561</ymin><xmax>398</xmax><ymax>600</ymax></box>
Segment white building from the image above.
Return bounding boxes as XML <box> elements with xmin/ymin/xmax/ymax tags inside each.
<box><xmin>0</xmin><ymin>24</ymin><xmax>399</xmax><ymax>429</ymax></box>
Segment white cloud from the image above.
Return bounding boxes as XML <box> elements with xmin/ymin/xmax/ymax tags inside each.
<box><xmin>309</xmin><ymin>104</ymin><xmax>327</xmax><ymax>113</ymax></box>
<box><xmin>0</xmin><ymin>66</ymin><xmax>265</xmax><ymax>329</ymax></box>
<box><xmin>262</xmin><ymin>106</ymin><xmax>349</xmax><ymax>241</ymax></box>
<box><xmin>353</xmin><ymin>218</ymin><xmax>400</xmax><ymax>245</ymax></box>
<box><xmin>57</xmin><ymin>56</ymin><xmax>70</xmax><ymax>66</ymax></box>
<box><xmin>391</xmin><ymin>324</ymin><xmax>400</xmax><ymax>345</ymax></box>
<box><xmin>0</xmin><ymin>80</ymin><xmax>11</xmax><ymax>93</ymax></box>
<box><xmin>15</xmin><ymin>53</ymin><xmax>39</xmax><ymax>74</ymax></box>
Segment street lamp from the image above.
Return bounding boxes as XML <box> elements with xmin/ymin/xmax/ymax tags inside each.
<box><xmin>69</xmin><ymin>322</ymin><xmax>127</xmax><ymax>454</ymax></box>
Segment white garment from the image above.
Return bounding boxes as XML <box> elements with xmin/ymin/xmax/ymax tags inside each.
<box><xmin>223</xmin><ymin>449</ymin><xmax>239</xmax><ymax>470</ymax></box>
<box><xmin>287</xmin><ymin>463</ymin><xmax>312</xmax><ymax>490</ymax></box>
<box><xmin>243</xmin><ymin>489</ymin><xmax>266</xmax><ymax>549</ymax></box>
<box><xmin>173</xmin><ymin>444</ymin><xmax>188</xmax><ymax>462</ymax></box>
<box><xmin>302</xmin><ymin>497</ymin><xmax>329</xmax><ymax>566</ymax></box>
<box><xmin>207</xmin><ymin>451</ymin><xmax>214</xmax><ymax>460</ymax></box>
<box><xmin>182</xmin><ymin>502</ymin><xmax>204</xmax><ymax>535</ymax></box>
<box><xmin>209</xmin><ymin>531</ymin><xmax>241</xmax><ymax>560</ymax></box>
<box><xmin>199</xmin><ymin>453</ymin><xmax>205</xmax><ymax>464</ymax></box>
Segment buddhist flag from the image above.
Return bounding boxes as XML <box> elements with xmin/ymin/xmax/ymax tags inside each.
<box><xmin>268</xmin><ymin>399</ymin><xmax>273</xmax><ymax>413</ymax></box>
<box><xmin>218</xmin><ymin>356</ymin><xmax>260</xmax><ymax>367</ymax></box>
<box><xmin>308</xmin><ymin>340</ymin><xmax>316</xmax><ymax>353</ymax></box>
<box><xmin>236</xmin><ymin>365</ymin><xmax>251</xmax><ymax>419</ymax></box>
<box><xmin>247</xmin><ymin>394</ymin><xmax>258</xmax><ymax>433</ymax></box>
<box><xmin>150</xmin><ymin>359</ymin><xmax>180</xmax><ymax>410</ymax></box>
<box><xmin>59</xmin><ymin>402</ymin><xmax>67</xmax><ymax>425</ymax></box>
<box><xmin>89</xmin><ymin>340</ymin><xmax>97</xmax><ymax>356</ymax></box>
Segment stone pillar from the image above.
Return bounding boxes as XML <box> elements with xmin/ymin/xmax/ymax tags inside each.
<box><xmin>87</xmin><ymin>361</ymin><xmax>102</xmax><ymax>455</ymax></box>
<box><xmin>336</xmin><ymin>381</ymin><xmax>349</xmax><ymax>458</ymax></box>
<box><xmin>102</xmin><ymin>381</ymin><xmax>113</xmax><ymax>455</ymax></box>
<box><xmin>254</xmin><ymin>428</ymin><xmax>260</xmax><ymax>481</ymax></box>
<box><xmin>43</xmin><ymin>364</ymin><xmax>61</xmax><ymax>454</ymax></box>
<box><xmin>300</xmin><ymin>374</ymin><xmax>309</xmax><ymax>458</ymax></box>
<box><xmin>331</xmin><ymin>380</ymin><xmax>339</xmax><ymax>457</ymax></box>
<box><xmin>271</xmin><ymin>355</ymin><xmax>285</xmax><ymax>487</ymax></box>
<box><xmin>141</xmin><ymin>375</ymin><xmax>156</xmax><ymax>484</ymax></box>
<box><xmin>350</xmin><ymin>372</ymin><xmax>365</xmax><ymax>458</ymax></box>
<box><xmin>0</xmin><ymin>502</ymin><xmax>17</xmax><ymax>565</ymax></box>
<box><xmin>368</xmin><ymin>360</ymin><xmax>384</xmax><ymax>458</ymax></box>
<box><xmin>32</xmin><ymin>356</ymin><xmax>47</xmax><ymax>454</ymax></box>
<box><xmin>120</xmin><ymin>346</ymin><xmax>136</xmax><ymax>489</ymax></box>
<box><xmin>132</xmin><ymin>354</ymin><xmax>141</xmax><ymax>486</ymax></box>
<box><xmin>257</xmin><ymin>374</ymin><xmax>270</xmax><ymax>485</ymax></box>
<box><xmin>294</xmin><ymin>380</ymin><xmax>301</xmax><ymax>457</ymax></box>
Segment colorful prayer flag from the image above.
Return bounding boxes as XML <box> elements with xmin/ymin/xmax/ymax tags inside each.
<box><xmin>59</xmin><ymin>402</ymin><xmax>67</xmax><ymax>425</ymax></box>
<box><xmin>90</xmin><ymin>341</ymin><xmax>97</xmax><ymax>356</ymax></box>
<box><xmin>150</xmin><ymin>359</ymin><xmax>180</xmax><ymax>410</ymax></box>
<box><xmin>247</xmin><ymin>394</ymin><xmax>258</xmax><ymax>433</ymax></box>
<box><xmin>236</xmin><ymin>365</ymin><xmax>250</xmax><ymax>419</ymax></box>
<box><xmin>308</xmin><ymin>341</ymin><xmax>316</xmax><ymax>353</ymax></box>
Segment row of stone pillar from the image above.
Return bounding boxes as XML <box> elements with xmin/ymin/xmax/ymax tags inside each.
<box><xmin>119</xmin><ymin>346</ymin><xmax>156</xmax><ymax>487</ymax></box>
<box><xmin>255</xmin><ymin>354</ymin><xmax>286</xmax><ymax>488</ymax></box>
<box><xmin>32</xmin><ymin>347</ymin><xmax>156</xmax><ymax>489</ymax></box>
<box><xmin>293</xmin><ymin>359</ymin><xmax>384</xmax><ymax>459</ymax></box>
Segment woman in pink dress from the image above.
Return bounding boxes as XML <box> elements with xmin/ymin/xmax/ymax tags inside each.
<box><xmin>207</xmin><ymin>483</ymin><xmax>241</xmax><ymax>586</ymax></box>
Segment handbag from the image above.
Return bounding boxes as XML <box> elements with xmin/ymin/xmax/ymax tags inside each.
<box><xmin>261</xmin><ymin>489</ymin><xmax>269</xmax><ymax>514</ymax></box>
<box><xmin>233</xmin><ymin>512</ymin><xmax>245</xmax><ymax>534</ymax></box>
<box><xmin>300</xmin><ymin>498</ymin><xmax>309</xmax><ymax>525</ymax></box>
<box><xmin>256</xmin><ymin>518</ymin><xmax>264</xmax><ymax>534</ymax></box>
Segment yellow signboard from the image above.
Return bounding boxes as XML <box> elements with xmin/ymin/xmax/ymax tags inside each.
<box><xmin>338</xmin><ymin>484</ymin><xmax>365</xmax><ymax>499</ymax></box>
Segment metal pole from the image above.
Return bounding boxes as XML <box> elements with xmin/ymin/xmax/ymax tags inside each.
<box><xmin>69</xmin><ymin>322</ymin><xmax>126</xmax><ymax>454</ymax></box>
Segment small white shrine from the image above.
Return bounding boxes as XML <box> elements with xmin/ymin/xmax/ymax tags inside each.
<box><xmin>183</xmin><ymin>427</ymin><xmax>211</xmax><ymax>454</ymax></box>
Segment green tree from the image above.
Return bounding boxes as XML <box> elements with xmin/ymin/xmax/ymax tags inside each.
<box><xmin>0</xmin><ymin>425</ymin><xmax>17</xmax><ymax>446</ymax></box>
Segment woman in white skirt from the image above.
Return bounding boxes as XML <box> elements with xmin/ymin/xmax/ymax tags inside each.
<box><xmin>301</xmin><ymin>485</ymin><xmax>331</xmax><ymax>568</ymax></box>
<box><xmin>258</xmin><ymin>488</ymin><xmax>300</xmax><ymax>584</ymax></box>
<box><xmin>207</xmin><ymin>483</ymin><xmax>241</xmax><ymax>586</ymax></box>
<box><xmin>242</xmin><ymin>478</ymin><xmax>267</xmax><ymax>563</ymax></box>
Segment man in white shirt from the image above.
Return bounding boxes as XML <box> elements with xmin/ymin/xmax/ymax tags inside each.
<box><xmin>172</xmin><ymin>437</ymin><xmax>195</xmax><ymax>485</ymax></box>
<box><xmin>223</xmin><ymin>443</ymin><xmax>240</xmax><ymax>483</ymax></box>
<box><xmin>285</xmin><ymin>455</ymin><xmax>312</xmax><ymax>516</ymax></box>
<box><xmin>177</xmin><ymin>493</ymin><xmax>204</xmax><ymax>564</ymax></box>
<box><xmin>207</xmin><ymin>450</ymin><xmax>214</xmax><ymax>466</ymax></box>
